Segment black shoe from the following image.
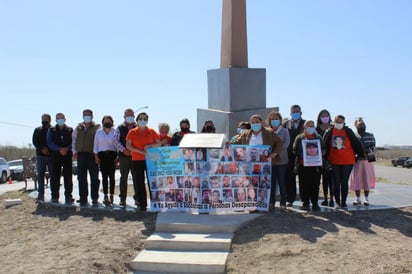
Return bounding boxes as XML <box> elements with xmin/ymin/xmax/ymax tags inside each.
<box><xmin>65</xmin><ymin>198</ymin><xmax>75</xmax><ymax>204</ymax></box>
<box><xmin>286</xmin><ymin>202</ymin><xmax>293</xmax><ymax>207</ymax></box>
<box><xmin>119</xmin><ymin>200</ymin><xmax>126</xmax><ymax>207</ymax></box>
<box><xmin>321</xmin><ymin>200</ymin><xmax>328</xmax><ymax>206</ymax></box>
<box><xmin>51</xmin><ymin>198</ymin><xmax>59</xmax><ymax>203</ymax></box>
<box><xmin>300</xmin><ymin>203</ymin><xmax>310</xmax><ymax>211</ymax></box>
<box><xmin>312</xmin><ymin>205</ymin><xmax>321</xmax><ymax>211</ymax></box>
<box><xmin>341</xmin><ymin>203</ymin><xmax>348</xmax><ymax>210</ymax></box>
<box><xmin>92</xmin><ymin>199</ymin><xmax>98</xmax><ymax>206</ymax></box>
<box><xmin>140</xmin><ymin>206</ymin><xmax>147</xmax><ymax>211</ymax></box>
<box><xmin>329</xmin><ymin>201</ymin><xmax>335</xmax><ymax>207</ymax></box>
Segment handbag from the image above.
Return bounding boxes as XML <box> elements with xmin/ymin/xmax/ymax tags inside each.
<box><xmin>367</xmin><ymin>148</ymin><xmax>376</xmax><ymax>162</ymax></box>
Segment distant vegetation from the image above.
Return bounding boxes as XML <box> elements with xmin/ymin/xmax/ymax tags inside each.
<box><xmin>0</xmin><ymin>145</ymin><xmax>36</xmax><ymax>162</ymax></box>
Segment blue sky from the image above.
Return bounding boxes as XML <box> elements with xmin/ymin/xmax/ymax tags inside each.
<box><xmin>1</xmin><ymin>0</ymin><xmax>411</xmax><ymax>147</ymax></box>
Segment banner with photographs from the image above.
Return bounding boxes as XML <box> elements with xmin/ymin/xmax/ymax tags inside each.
<box><xmin>146</xmin><ymin>145</ymin><xmax>272</xmax><ymax>213</ymax></box>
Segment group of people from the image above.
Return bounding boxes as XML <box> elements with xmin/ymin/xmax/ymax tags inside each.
<box><xmin>229</xmin><ymin>104</ymin><xmax>376</xmax><ymax>211</ymax></box>
<box><xmin>32</xmin><ymin>104</ymin><xmax>376</xmax><ymax>212</ymax></box>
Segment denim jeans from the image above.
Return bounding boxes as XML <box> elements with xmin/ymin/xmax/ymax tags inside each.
<box><xmin>36</xmin><ymin>155</ymin><xmax>52</xmax><ymax>199</ymax></box>
<box><xmin>77</xmin><ymin>152</ymin><xmax>99</xmax><ymax>202</ymax></box>
<box><xmin>332</xmin><ymin>164</ymin><xmax>353</xmax><ymax>206</ymax></box>
<box><xmin>271</xmin><ymin>164</ymin><xmax>287</xmax><ymax>205</ymax></box>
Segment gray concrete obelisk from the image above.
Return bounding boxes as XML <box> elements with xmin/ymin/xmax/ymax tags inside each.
<box><xmin>197</xmin><ymin>0</ymin><xmax>277</xmax><ymax>137</ymax></box>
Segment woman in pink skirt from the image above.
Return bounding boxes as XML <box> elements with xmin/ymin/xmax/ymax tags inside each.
<box><xmin>350</xmin><ymin>118</ymin><xmax>376</xmax><ymax>206</ymax></box>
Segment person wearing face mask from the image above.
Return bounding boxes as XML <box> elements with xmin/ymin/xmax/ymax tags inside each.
<box><xmin>283</xmin><ymin>104</ymin><xmax>306</xmax><ymax>207</ymax></box>
<box><xmin>201</xmin><ymin>120</ymin><xmax>216</xmax><ymax>133</ymax></box>
<box><xmin>171</xmin><ymin>118</ymin><xmax>195</xmax><ymax>146</ymax></box>
<box><xmin>32</xmin><ymin>113</ymin><xmax>53</xmax><ymax>201</ymax></box>
<box><xmin>47</xmin><ymin>113</ymin><xmax>74</xmax><ymax>204</ymax></box>
<box><xmin>349</xmin><ymin>118</ymin><xmax>376</xmax><ymax>206</ymax></box>
<box><xmin>231</xmin><ymin>114</ymin><xmax>283</xmax><ymax>211</ymax></box>
<box><xmin>323</xmin><ymin>115</ymin><xmax>363</xmax><ymax>210</ymax></box>
<box><xmin>293</xmin><ymin>120</ymin><xmax>325</xmax><ymax>211</ymax></box>
<box><xmin>93</xmin><ymin>115</ymin><xmax>117</xmax><ymax>205</ymax></box>
<box><xmin>114</xmin><ymin>108</ymin><xmax>136</xmax><ymax>207</ymax></box>
<box><xmin>316</xmin><ymin>109</ymin><xmax>334</xmax><ymax>207</ymax></box>
<box><xmin>266</xmin><ymin>111</ymin><xmax>290</xmax><ymax>210</ymax></box>
<box><xmin>158</xmin><ymin>122</ymin><xmax>172</xmax><ymax>146</ymax></box>
<box><xmin>126</xmin><ymin>112</ymin><xmax>161</xmax><ymax>211</ymax></box>
<box><xmin>72</xmin><ymin>109</ymin><xmax>100</xmax><ymax>206</ymax></box>
<box><xmin>230</xmin><ymin>121</ymin><xmax>251</xmax><ymax>142</ymax></box>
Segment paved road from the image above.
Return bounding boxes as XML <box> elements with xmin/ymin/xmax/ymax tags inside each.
<box><xmin>374</xmin><ymin>164</ymin><xmax>412</xmax><ymax>185</ymax></box>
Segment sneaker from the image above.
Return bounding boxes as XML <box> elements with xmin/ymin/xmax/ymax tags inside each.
<box><xmin>363</xmin><ymin>200</ymin><xmax>370</xmax><ymax>206</ymax></box>
<box><xmin>353</xmin><ymin>200</ymin><xmax>361</xmax><ymax>206</ymax></box>
<box><xmin>92</xmin><ymin>199</ymin><xmax>99</xmax><ymax>206</ymax></box>
<box><xmin>286</xmin><ymin>202</ymin><xmax>293</xmax><ymax>207</ymax></box>
<box><xmin>51</xmin><ymin>198</ymin><xmax>59</xmax><ymax>203</ymax></box>
<box><xmin>321</xmin><ymin>200</ymin><xmax>328</xmax><ymax>206</ymax></box>
<box><xmin>119</xmin><ymin>200</ymin><xmax>126</xmax><ymax>207</ymax></box>
<box><xmin>341</xmin><ymin>203</ymin><xmax>348</xmax><ymax>210</ymax></box>
<box><xmin>329</xmin><ymin>200</ymin><xmax>334</xmax><ymax>207</ymax></box>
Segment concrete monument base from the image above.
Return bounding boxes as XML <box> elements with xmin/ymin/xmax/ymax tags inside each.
<box><xmin>197</xmin><ymin>67</ymin><xmax>278</xmax><ymax>137</ymax></box>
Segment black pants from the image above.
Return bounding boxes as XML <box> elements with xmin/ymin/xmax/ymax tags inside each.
<box><xmin>286</xmin><ymin>157</ymin><xmax>297</xmax><ymax>203</ymax></box>
<box><xmin>98</xmin><ymin>151</ymin><xmax>117</xmax><ymax>195</ymax></box>
<box><xmin>50</xmin><ymin>152</ymin><xmax>73</xmax><ymax>201</ymax></box>
<box><xmin>298</xmin><ymin>166</ymin><xmax>321</xmax><ymax>206</ymax></box>
<box><xmin>118</xmin><ymin>156</ymin><xmax>135</xmax><ymax>202</ymax></box>
<box><xmin>132</xmin><ymin>160</ymin><xmax>149</xmax><ymax>208</ymax></box>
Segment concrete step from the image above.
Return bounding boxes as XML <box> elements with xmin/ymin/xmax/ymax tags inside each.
<box><xmin>145</xmin><ymin>232</ymin><xmax>232</xmax><ymax>252</ymax></box>
<box><xmin>130</xmin><ymin>250</ymin><xmax>227</xmax><ymax>273</ymax></box>
<box><xmin>156</xmin><ymin>212</ymin><xmax>261</xmax><ymax>234</ymax></box>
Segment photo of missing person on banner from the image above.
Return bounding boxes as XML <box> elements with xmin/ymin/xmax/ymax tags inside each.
<box><xmin>302</xmin><ymin>139</ymin><xmax>323</xmax><ymax>167</ymax></box>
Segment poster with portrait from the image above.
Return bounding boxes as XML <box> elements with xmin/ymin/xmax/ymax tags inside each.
<box><xmin>302</xmin><ymin>139</ymin><xmax>322</xmax><ymax>166</ymax></box>
<box><xmin>146</xmin><ymin>144</ymin><xmax>271</xmax><ymax>213</ymax></box>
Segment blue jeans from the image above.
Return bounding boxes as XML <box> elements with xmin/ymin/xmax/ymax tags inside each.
<box><xmin>77</xmin><ymin>152</ymin><xmax>99</xmax><ymax>203</ymax></box>
<box><xmin>36</xmin><ymin>155</ymin><xmax>52</xmax><ymax>199</ymax></box>
<box><xmin>332</xmin><ymin>164</ymin><xmax>353</xmax><ymax>206</ymax></box>
<box><xmin>271</xmin><ymin>164</ymin><xmax>287</xmax><ymax>205</ymax></box>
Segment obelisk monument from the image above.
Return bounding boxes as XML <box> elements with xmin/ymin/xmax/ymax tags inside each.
<box><xmin>197</xmin><ymin>0</ymin><xmax>277</xmax><ymax>137</ymax></box>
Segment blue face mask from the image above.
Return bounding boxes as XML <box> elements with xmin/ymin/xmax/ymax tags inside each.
<box><xmin>125</xmin><ymin>116</ymin><xmax>135</xmax><ymax>123</ymax></box>
<box><xmin>137</xmin><ymin>120</ymin><xmax>147</xmax><ymax>127</ymax></box>
<box><xmin>83</xmin><ymin>116</ymin><xmax>92</xmax><ymax>123</ymax></box>
<box><xmin>305</xmin><ymin>127</ymin><xmax>316</xmax><ymax>135</ymax></box>
<box><xmin>271</xmin><ymin>119</ymin><xmax>281</xmax><ymax>127</ymax></box>
<box><xmin>251</xmin><ymin>123</ymin><xmax>261</xmax><ymax>132</ymax></box>
<box><xmin>57</xmin><ymin>119</ymin><xmax>65</xmax><ymax>126</ymax></box>
<box><xmin>291</xmin><ymin>112</ymin><xmax>301</xmax><ymax>121</ymax></box>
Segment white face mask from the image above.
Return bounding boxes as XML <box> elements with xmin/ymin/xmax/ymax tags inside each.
<box><xmin>305</xmin><ymin>127</ymin><xmax>316</xmax><ymax>135</ymax></box>
<box><xmin>334</xmin><ymin>123</ymin><xmax>344</xmax><ymax>130</ymax></box>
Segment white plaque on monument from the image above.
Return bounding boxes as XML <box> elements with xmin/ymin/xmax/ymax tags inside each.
<box><xmin>179</xmin><ymin>133</ymin><xmax>225</xmax><ymax>149</ymax></box>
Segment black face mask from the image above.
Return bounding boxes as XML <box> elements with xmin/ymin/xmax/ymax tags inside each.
<box><xmin>103</xmin><ymin>123</ymin><xmax>113</xmax><ymax>129</ymax></box>
<box><xmin>205</xmin><ymin>125</ymin><xmax>215</xmax><ymax>132</ymax></box>
<box><xmin>42</xmin><ymin>121</ymin><xmax>50</xmax><ymax>127</ymax></box>
<box><xmin>357</xmin><ymin>125</ymin><xmax>366</xmax><ymax>134</ymax></box>
<box><xmin>181</xmin><ymin>128</ymin><xmax>190</xmax><ymax>133</ymax></box>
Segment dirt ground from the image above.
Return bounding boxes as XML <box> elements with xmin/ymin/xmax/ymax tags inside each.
<box><xmin>1</xmin><ymin>189</ymin><xmax>412</xmax><ymax>273</ymax></box>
